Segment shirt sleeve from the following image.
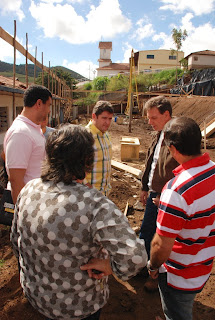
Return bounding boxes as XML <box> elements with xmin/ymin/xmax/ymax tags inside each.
<box><xmin>6</xmin><ymin>132</ymin><xmax>33</xmax><ymax>169</ymax></box>
<box><xmin>156</xmin><ymin>188</ymin><xmax>188</xmax><ymax>238</ymax></box>
<box><xmin>91</xmin><ymin>196</ymin><xmax>148</xmax><ymax>281</ymax></box>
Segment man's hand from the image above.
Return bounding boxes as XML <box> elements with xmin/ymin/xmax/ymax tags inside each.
<box><xmin>140</xmin><ymin>190</ymin><xmax>148</xmax><ymax>205</ymax></box>
<box><xmin>148</xmin><ymin>269</ymin><xmax>159</xmax><ymax>279</ymax></box>
<box><xmin>80</xmin><ymin>258</ymin><xmax>112</xmax><ymax>279</ymax></box>
<box><xmin>152</xmin><ymin>195</ymin><xmax>160</xmax><ymax>207</ymax></box>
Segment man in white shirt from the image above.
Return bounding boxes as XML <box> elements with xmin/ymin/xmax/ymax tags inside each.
<box><xmin>139</xmin><ymin>96</ymin><xmax>178</xmax><ymax>291</ymax></box>
<box><xmin>4</xmin><ymin>85</ymin><xmax>52</xmax><ymax>203</ymax></box>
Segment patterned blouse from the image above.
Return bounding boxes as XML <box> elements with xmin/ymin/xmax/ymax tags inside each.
<box><xmin>11</xmin><ymin>179</ymin><xmax>147</xmax><ymax>319</ymax></box>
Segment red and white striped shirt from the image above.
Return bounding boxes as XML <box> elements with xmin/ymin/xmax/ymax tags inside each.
<box><xmin>157</xmin><ymin>153</ymin><xmax>215</xmax><ymax>292</ymax></box>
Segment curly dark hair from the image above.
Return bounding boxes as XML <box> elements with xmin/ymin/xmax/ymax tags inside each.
<box><xmin>41</xmin><ymin>124</ymin><xmax>94</xmax><ymax>184</ymax></box>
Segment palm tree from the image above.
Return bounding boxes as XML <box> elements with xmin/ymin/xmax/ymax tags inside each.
<box><xmin>171</xmin><ymin>28</ymin><xmax>188</xmax><ymax>84</ymax></box>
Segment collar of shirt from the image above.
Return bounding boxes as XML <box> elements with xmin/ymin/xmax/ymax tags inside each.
<box><xmin>17</xmin><ymin>114</ymin><xmax>41</xmax><ymax>130</ymax></box>
<box><xmin>173</xmin><ymin>153</ymin><xmax>210</xmax><ymax>175</ymax></box>
<box><xmin>88</xmin><ymin>121</ymin><xmax>106</xmax><ymax>137</ymax></box>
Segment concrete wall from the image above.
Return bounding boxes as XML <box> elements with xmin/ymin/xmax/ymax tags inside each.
<box><xmin>188</xmin><ymin>54</ymin><xmax>215</xmax><ymax>70</ymax></box>
<box><xmin>97</xmin><ymin>69</ymin><xmax>129</xmax><ymax>78</ymax></box>
<box><xmin>0</xmin><ymin>93</ymin><xmax>23</xmax><ymax>146</ymax></box>
<box><xmin>100</xmin><ymin>48</ymin><xmax>111</xmax><ymax>60</ymax></box>
<box><xmin>98</xmin><ymin>60</ymin><xmax>111</xmax><ymax>68</ymax></box>
<box><xmin>137</xmin><ymin>49</ymin><xmax>184</xmax><ymax>73</ymax></box>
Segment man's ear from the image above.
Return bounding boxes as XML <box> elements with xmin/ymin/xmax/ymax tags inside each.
<box><xmin>92</xmin><ymin>113</ymin><xmax>97</xmax><ymax>121</ymax></box>
<box><xmin>169</xmin><ymin>145</ymin><xmax>176</xmax><ymax>156</ymax></box>
<box><xmin>164</xmin><ymin>110</ymin><xmax>170</xmax><ymax>119</ymax></box>
<box><xmin>35</xmin><ymin>99</ymin><xmax>42</xmax><ymax>109</ymax></box>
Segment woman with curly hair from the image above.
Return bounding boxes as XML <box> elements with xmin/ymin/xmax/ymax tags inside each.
<box><xmin>10</xmin><ymin>124</ymin><xmax>147</xmax><ymax>320</ymax></box>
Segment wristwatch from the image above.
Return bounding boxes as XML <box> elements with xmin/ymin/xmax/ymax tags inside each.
<box><xmin>147</xmin><ymin>260</ymin><xmax>159</xmax><ymax>272</ymax></box>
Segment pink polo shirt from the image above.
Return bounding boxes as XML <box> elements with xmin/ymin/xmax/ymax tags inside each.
<box><xmin>4</xmin><ymin>115</ymin><xmax>45</xmax><ymax>185</ymax></box>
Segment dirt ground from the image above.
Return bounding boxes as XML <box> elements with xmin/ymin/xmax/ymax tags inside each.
<box><xmin>0</xmin><ymin>95</ymin><xmax>215</xmax><ymax>320</ymax></box>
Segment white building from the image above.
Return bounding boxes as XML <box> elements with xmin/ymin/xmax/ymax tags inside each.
<box><xmin>185</xmin><ymin>50</ymin><xmax>215</xmax><ymax>70</ymax></box>
<box><xmin>97</xmin><ymin>42</ymin><xmax>129</xmax><ymax>77</ymax></box>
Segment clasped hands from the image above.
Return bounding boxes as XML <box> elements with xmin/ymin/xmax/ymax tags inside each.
<box><xmin>80</xmin><ymin>258</ymin><xmax>112</xmax><ymax>280</ymax></box>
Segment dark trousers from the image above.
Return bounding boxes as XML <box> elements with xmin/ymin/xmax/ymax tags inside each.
<box><xmin>158</xmin><ymin>273</ymin><xmax>196</xmax><ymax>320</ymax></box>
<box><xmin>139</xmin><ymin>192</ymin><xmax>158</xmax><ymax>259</ymax></box>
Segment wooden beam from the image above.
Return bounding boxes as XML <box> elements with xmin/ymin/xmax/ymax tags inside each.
<box><xmin>0</xmin><ymin>26</ymin><xmax>68</xmax><ymax>88</ymax></box>
<box><xmin>111</xmin><ymin>160</ymin><xmax>142</xmax><ymax>179</ymax></box>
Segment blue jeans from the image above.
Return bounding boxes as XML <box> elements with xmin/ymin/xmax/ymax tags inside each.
<box><xmin>139</xmin><ymin>192</ymin><xmax>158</xmax><ymax>258</ymax></box>
<box><xmin>47</xmin><ymin>308</ymin><xmax>101</xmax><ymax>320</ymax></box>
<box><xmin>158</xmin><ymin>273</ymin><xmax>196</xmax><ymax>320</ymax></box>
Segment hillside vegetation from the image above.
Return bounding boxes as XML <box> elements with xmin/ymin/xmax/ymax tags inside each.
<box><xmin>83</xmin><ymin>68</ymin><xmax>186</xmax><ymax>93</ymax></box>
<box><xmin>0</xmin><ymin>61</ymin><xmax>86</xmax><ymax>81</ymax></box>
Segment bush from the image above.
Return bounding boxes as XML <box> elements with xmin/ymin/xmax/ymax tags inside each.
<box><xmin>107</xmin><ymin>74</ymin><xmax>129</xmax><ymax>91</ymax></box>
<box><xmin>92</xmin><ymin>76</ymin><xmax>110</xmax><ymax>90</ymax></box>
<box><xmin>84</xmin><ymin>82</ymin><xmax>93</xmax><ymax>90</ymax></box>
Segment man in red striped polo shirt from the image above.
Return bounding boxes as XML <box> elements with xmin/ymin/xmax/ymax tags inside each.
<box><xmin>148</xmin><ymin>117</ymin><xmax>215</xmax><ymax>320</ymax></box>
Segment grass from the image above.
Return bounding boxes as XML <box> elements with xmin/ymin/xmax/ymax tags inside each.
<box><xmin>0</xmin><ymin>71</ymin><xmax>35</xmax><ymax>84</ymax></box>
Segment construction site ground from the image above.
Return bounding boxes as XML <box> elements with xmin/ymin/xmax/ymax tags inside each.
<box><xmin>0</xmin><ymin>95</ymin><xmax>215</xmax><ymax>320</ymax></box>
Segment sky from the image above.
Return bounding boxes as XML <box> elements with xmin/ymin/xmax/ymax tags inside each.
<box><xmin>1</xmin><ymin>0</ymin><xmax>215</xmax><ymax>79</ymax></box>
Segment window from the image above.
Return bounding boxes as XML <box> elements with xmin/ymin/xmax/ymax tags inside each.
<box><xmin>147</xmin><ymin>55</ymin><xmax>154</xmax><ymax>59</ymax></box>
<box><xmin>194</xmin><ymin>56</ymin><xmax>198</xmax><ymax>61</ymax></box>
<box><xmin>16</xmin><ymin>106</ymin><xmax>23</xmax><ymax>117</ymax></box>
<box><xmin>0</xmin><ymin>107</ymin><xmax>8</xmax><ymax>133</ymax></box>
<box><xmin>169</xmin><ymin>55</ymin><xmax>176</xmax><ymax>60</ymax></box>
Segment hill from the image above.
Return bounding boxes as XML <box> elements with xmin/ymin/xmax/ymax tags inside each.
<box><xmin>0</xmin><ymin>61</ymin><xmax>87</xmax><ymax>81</ymax></box>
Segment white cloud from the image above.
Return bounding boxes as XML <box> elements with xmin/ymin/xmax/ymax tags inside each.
<box><xmin>0</xmin><ymin>37</ymin><xmax>22</xmax><ymax>62</ymax></box>
<box><xmin>180</xmin><ymin>13</ymin><xmax>194</xmax><ymax>33</ymax></box>
<box><xmin>67</xmin><ymin>0</ymin><xmax>86</xmax><ymax>3</ymax></box>
<box><xmin>121</xmin><ymin>42</ymin><xmax>138</xmax><ymax>63</ymax></box>
<box><xmin>182</xmin><ymin>23</ymin><xmax>215</xmax><ymax>56</ymax></box>
<box><xmin>153</xmin><ymin>32</ymin><xmax>173</xmax><ymax>49</ymax></box>
<box><xmin>62</xmin><ymin>59</ymin><xmax>98</xmax><ymax>79</ymax></box>
<box><xmin>133</xmin><ymin>18</ymin><xmax>155</xmax><ymax>41</ymax></box>
<box><xmin>0</xmin><ymin>0</ymin><xmax>24</xmax><ymax>21</ymax></box>
<box><xmin>152</xmin><ymin>13</ymin><xmax>215</xmax><ymax>57</ymax></box>
<box><xmin>159</xmin><ymin>0</ymin><xmax>215</xmax><ymax>16</ymax></box>
<box><xmin>29</xmin><ymin>0</ymin><xmax>131</xmax><ymax>44</ymax></box>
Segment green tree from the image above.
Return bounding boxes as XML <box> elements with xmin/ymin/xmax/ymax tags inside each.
<box><xmin>84</xmin><ymin>82</ymin><xmax>93</xmax><ymax>90</ymax></box>
<box><xmin>36</xmin><ymin>68</ymin><xmax>77</xmax><ymax>94</ymax></box>
<box><xmin>92</xmin><ymin>76</ymin><xmax>110</xmax><ymax>90</ymax></box>
<box><xmin>171</xmin><ymin>28</ymin><xmax>188</xmax><ymax>84</ymax></box>
<box><xmin>107</xmin><ymin>74</ymin><xmax>129</xmax><ymax>91</ymax></box>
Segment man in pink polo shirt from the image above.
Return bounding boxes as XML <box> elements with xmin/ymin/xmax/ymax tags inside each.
<box><xmin>4</xmin><ymin>85</ymin><xmax>52</xmax><ymax>203</ymax></box>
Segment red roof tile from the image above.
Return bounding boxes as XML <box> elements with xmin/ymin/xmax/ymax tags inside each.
<box><xmin>97</xmin><ymin>63</ymin><xmax>129</xmax><ymax>71</ymax></box>
<box><xmin>99</xmin><ymin>42</ymin><xmax>112</xmax><ymax>50</ymax></box>
<box><xmin>0</xmin><ymin>75</ymin><xmax>27</xmax><ymax>90</ymax></box>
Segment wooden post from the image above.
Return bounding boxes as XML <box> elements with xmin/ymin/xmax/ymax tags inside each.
<box><xmin>25</xmin><ymin>33</ymin><xmax>28</xmax><ymax>88</ymax></box>
<box><xmin>48</xmin><ymin>61</ymin><xmax>50</xmax><ymax>90</ymax></box>
<box><xmin>34</xmin><ymin>46</ymin><xmax>37</xmax><ymax>84</ymax></box>
<box><xmin>129</xmin><ymin>92</ymin><xmax>133</xmax><ymax>133</ymax></box>
<box><xmin>42</xmin><ymin>52</ymin><xmax>44</xmax><ymax>86</ymax></box>
<box><xmin>51</xmin><ymin>69</ymin><xmax>54</xmax><ymax>93</ymax></box>
<box><xmin>12</xmin><ymin>20</ymin><xmax>16</xmax><ymax>120</ymax></box>
<box><xmin>54</xmin><ymin>70</ymin><xmax>57</xmax><ymax>125</ymax></box>
<box><xmin>121</xmin><ymin>102</ymin><xmax>123</xmax><ymax>114</ymax></box>
<box><xmin>54</xmin><ymin>70</ymin><xmax>57</xmax><ymax>95</ymax></box>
